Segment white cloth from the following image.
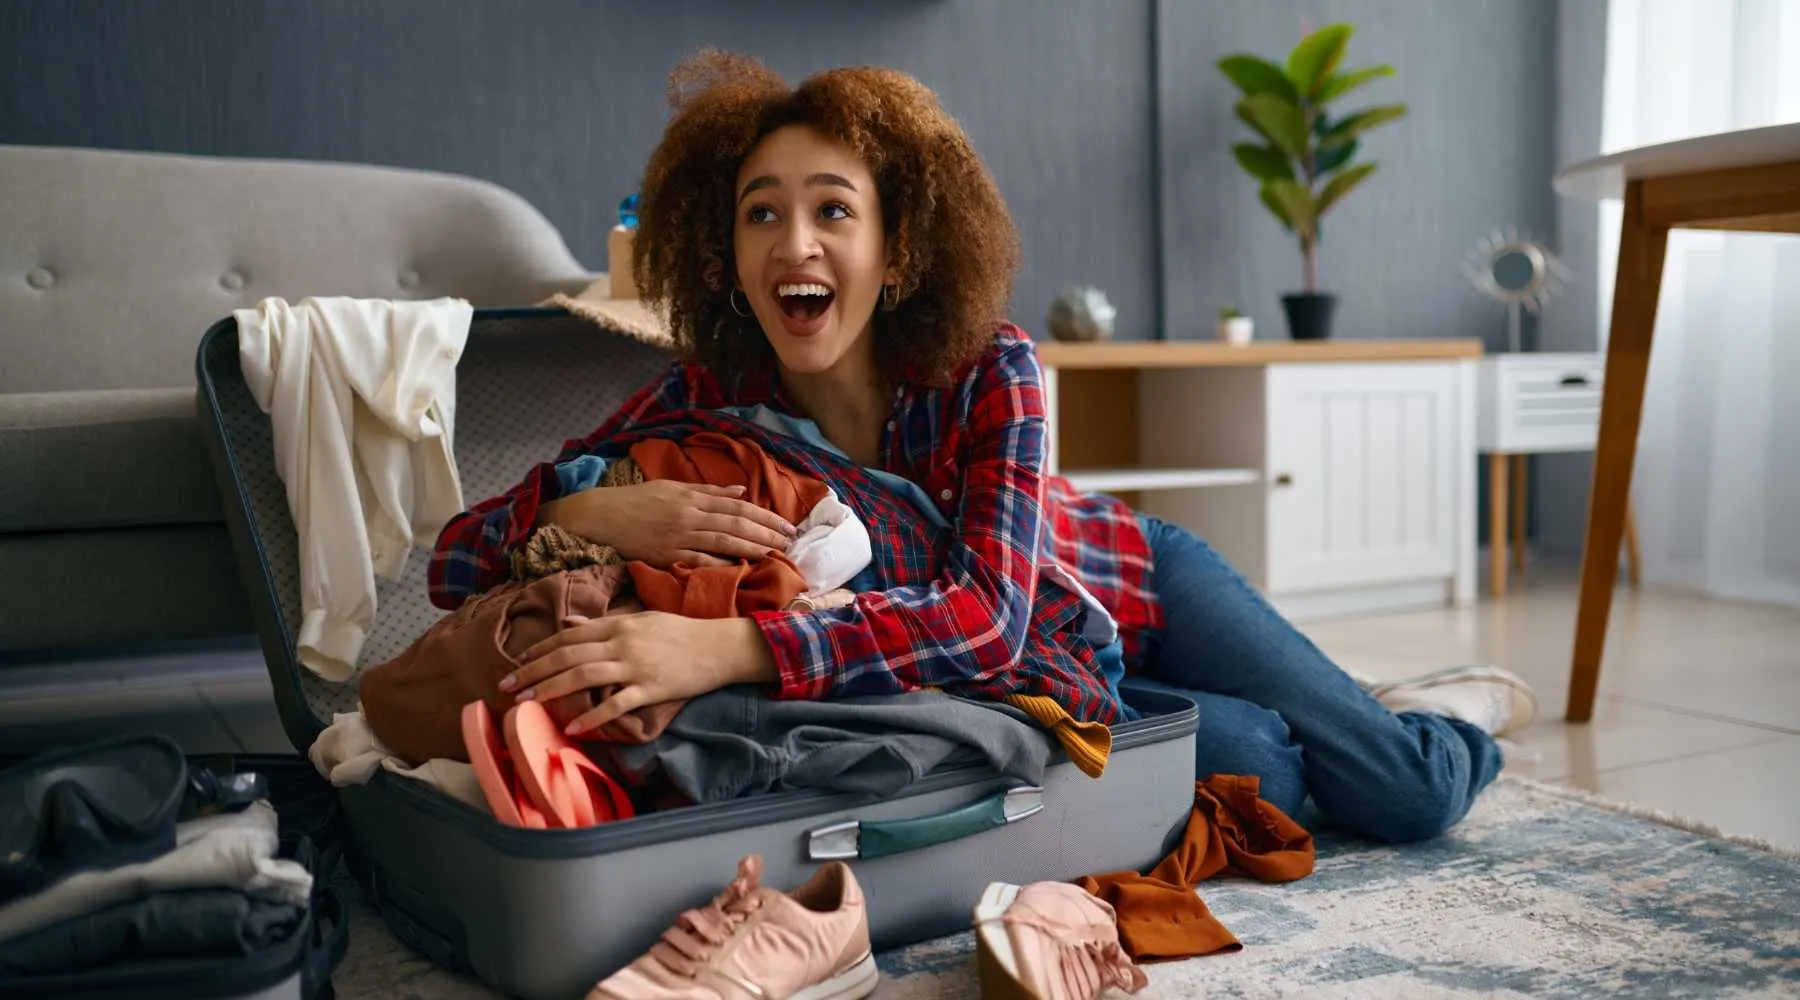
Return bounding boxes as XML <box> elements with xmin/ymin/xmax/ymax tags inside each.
<box><xmin>0</xmin><ymin>800</ymin><xmax>311</xmax><ymax>945</ymax></box>
<box><xmin>787</xmin><ymin>488</ymin><xmax>873</xmax><ymax>598</ymax></box>
<box><xmin>237</xmin><ymin>296</ymin><xmax>472</xmax><ymax>680</ymax></box>
<box><xmin>310</xmin><ymin>711</ymin><xmax>489</xmax><ymax>814</ymax></box>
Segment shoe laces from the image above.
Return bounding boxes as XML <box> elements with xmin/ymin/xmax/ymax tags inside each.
<box><xmin>1002</xmin><ymin>910</ymin><xmax>1148</xmax><ymax>998</ymax></box>
<box><xmin>647</xmin><ymin>855</ymin><xmax>766</xmax><ymax>977</ymax></box>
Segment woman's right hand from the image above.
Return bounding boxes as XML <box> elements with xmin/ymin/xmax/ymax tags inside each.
<box><xmin>537</xmin><ymin>480</ymin><xmax>798</xmax><ymax>567</ymax></box>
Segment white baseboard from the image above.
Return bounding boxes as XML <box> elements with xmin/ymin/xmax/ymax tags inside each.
<box><xmin>1271</xmin><ymin>580</ymin><xmax>1455</xmax><ymax>623</ymax></box>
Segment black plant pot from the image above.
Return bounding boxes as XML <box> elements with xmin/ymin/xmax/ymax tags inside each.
<box><xmin>1281</xmin><ymin>293</ymin><xmax>1337</xmax><ymax>341</ymax></box>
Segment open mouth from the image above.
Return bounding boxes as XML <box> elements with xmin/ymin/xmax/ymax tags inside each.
<box><xmin>776</xmin><ymin>282</ymin><xmax>835</xmax><ymax>322</ymax></box>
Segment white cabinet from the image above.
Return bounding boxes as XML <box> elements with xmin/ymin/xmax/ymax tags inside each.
<box><xmin>1132</xmin><ymin>360</ymin><xmax>1477</xmax><ymax>621</ymax></box>
<box><xmin>1265</xmin><ymin>364</ymin><xmax>1461</xmax><ymax>592</ymax></box>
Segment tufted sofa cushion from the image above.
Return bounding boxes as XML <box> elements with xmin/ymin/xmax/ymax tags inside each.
<box><xmin>0</xmin><ymin>144</ymin><xmax>594</xmax><ymax>393</ymax></box>
<box><xmin>0</xmin><ymin>144</ymin><xmax>598</xmax><ymax>657</ymax></box>
<box><xmin>0</xmin><ymin>388</ymin><xmax>216</xmax><ymax>532</ymax></box>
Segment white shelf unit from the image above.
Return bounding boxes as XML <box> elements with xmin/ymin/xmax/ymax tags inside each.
<box><xmin>1061</xmin><ymin>467</ymin><xmax>1260</xmax><ymax>494</ymax></box>
<box><xmin>1136</xmin><ymin>362</ymin><xmax>1477</xmax><ymax>621</ymax></box>
<box><xmin>1041</xmin><ymin>354</ymin><xmax>1479</xmax><ymax>623</ymax></box>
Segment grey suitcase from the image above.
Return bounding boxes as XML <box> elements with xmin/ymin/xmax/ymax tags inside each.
<box><xmin>195</xmin><ymin>308</ymin><xmax>1198</xmax><ymax>1000</ymax></box>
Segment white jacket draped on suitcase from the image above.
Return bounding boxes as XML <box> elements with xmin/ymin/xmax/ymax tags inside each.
<box><xmin>236</xmin><ymin>296</ymin><xmax>471</xmax><ymax>682</ymax></box>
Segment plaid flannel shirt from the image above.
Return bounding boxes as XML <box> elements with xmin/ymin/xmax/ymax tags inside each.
<box><xmin>427</xmin><ymin>326</ymin><xmax>1164</xmax><ymax>724</ymax></box>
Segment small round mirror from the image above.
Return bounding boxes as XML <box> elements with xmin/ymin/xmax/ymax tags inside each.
<box><xmin>1463</xmin><ymin>227</ymin><xmax>1571</xmax><ymax>352</ymax></box>
<box><xmin>1491</xmin><ymin>247</ymin><xmax>1541</xmax><ymax>295</ymax></box>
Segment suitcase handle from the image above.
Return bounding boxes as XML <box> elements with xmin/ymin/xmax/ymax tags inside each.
<box><xmin>806</xmin><ymin>785</ymin><xmax>1044</xmax><ymax>861</ymax></box>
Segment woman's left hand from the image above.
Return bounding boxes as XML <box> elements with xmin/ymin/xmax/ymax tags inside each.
<box><xmin>500</xmin><ymin>613</ymin><xmax>778</xmax><ymax>735</ymax></box>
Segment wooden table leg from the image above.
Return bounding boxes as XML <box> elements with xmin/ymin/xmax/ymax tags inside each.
<box><xmin>1512</xmin><ymin>454</ymin><xmax>1529</xmax><ymax>578</ymax></box>
<box><xmin>1569</xmin><ymin>180</ymin><xmax>1668</xmax><ymax>722</ymax></box>
<box><xmin>1623</xmin><ymin>500</ymin><xmax>1642</xmax><ymax>589</ymax></box>
<box><xmin>1489</xmin><ymin>453</ymin><xmax>1509</xmax><ymax>598</ymax></box>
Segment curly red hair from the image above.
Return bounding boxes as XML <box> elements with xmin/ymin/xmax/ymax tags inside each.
<box><xmin>632</xmin><ymin>50</ymin><xmax>1021</xmax><ymax>386</ymax></box>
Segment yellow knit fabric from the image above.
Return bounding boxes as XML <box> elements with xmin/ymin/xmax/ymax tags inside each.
<box><xmin>1003</xmin><ymin>694</ymin><xmax>1112</xmax><ymax>778</ymax></box>
<box><xmin>917</xmin><ymin>687</ymin><xmax>1113</xmax><ymax>778</ymax></box>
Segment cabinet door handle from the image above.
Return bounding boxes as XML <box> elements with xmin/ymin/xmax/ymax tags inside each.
<box><xmin>1559</xmin><ymin>374</ymin><xmax>1590</xmax><ymax>387</ymax></box>
<box><xmin>1274</xmin><ymin>472</ymin><xmax>1294</xmax><ymax>487</ymax></box>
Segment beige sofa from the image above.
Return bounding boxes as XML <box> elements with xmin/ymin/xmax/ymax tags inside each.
<box><xmin>0</xmin><ymin>144</ymin><xmax>595</xmax><ymax>668</ymax></box>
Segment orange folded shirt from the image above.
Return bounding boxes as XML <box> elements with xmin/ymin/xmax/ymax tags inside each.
<box><xmin>1077</xmin><ymin>774</ymin><xmax>1315</xmax><ymax>961</ymax></box>
<box><xmin>626</xmin><ymin>432</ymin><xmax>827</xmax><ymax>618</ymax></box>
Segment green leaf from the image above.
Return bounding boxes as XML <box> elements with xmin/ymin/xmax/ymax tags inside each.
<box><xmin>1316</xmin><ymin>65</ymin><xmax>1394</xmax><ymax>104</ymax></box>
<box><xmin>1320</xmin><ymin>104</ymin><xmax>1408</xmax><ymax>148</ymax></box>
<box><xmin>1264</xmin><ymin>179</ymin><xmax>1317</xmax><ymax>239</ymax></box>
<box><xmin>1238</xmin><ymin>94</ymin><xmax>1309</xmax><ymax>159</ymax></box>
<box><xmin>1218</xmin><ymin>55</ymin><xmax>1299</xmax><ymax>103</ymax></box>
<box><xmin>1315</xmin><ymin>137</ymin><xmax>1358</xmax><ymax>174</ymax></box>
<box><xmin>1287</xmin><ymin>24</ymin><xmax>1353</xmax><ymax>98</ymax></box>
<box><xmin>1259</xmin><ymin>184</ymin><xmax>1295</xmax><ymax>232</ymax></box>
<box><xmin>1317</xmin><ymin>163</ymin><xmax>1377</xmax><ymax>216</ymax></box>
<box><xmin>1232</xmin><ymin>143</ymin><xmax>1295</xmax><ymax>182</ymax></box>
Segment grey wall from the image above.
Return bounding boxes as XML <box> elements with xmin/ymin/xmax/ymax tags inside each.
<box><xmin>2</xmin><ymin>0</ymin><xmax>1560</xmax><ymax>348</ymax></box>
<box><xmin>0</xmin><ymin>0</ymin><xmax>1157</xmax><ymax>339</ymax></box>
<box><xmin>1158</xmin><ymin>0</ymin><xmax>1560</xmax><ymax>345</ymax></box>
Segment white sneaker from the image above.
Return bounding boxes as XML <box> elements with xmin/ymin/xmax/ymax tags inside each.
<box><xmin>1367</xmin><ymin>665</ymin><xmax>1537</xmax><ymax>738</ymax></box>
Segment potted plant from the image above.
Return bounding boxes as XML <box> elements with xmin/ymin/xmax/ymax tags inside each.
<box><xmin>1217</xmin><ymin>305</ymin><xmax>1253</xmax><ymax>345</ymax></box>
<box><xmin>1219</xmin><ymin>23</ymin><xmax>1406</xmax><ymax>340</ymax></box>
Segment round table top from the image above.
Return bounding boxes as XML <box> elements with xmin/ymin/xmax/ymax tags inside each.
<box><xmin>1554</xmin><ymin>120</ymin><xmax>1800</xmax><ymax>201</ymax></box>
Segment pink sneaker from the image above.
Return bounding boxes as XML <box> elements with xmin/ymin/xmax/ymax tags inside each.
<box><xmin>974</xmin><ymin>882</ymin><xmax>1148</xmax><ymax>1000</ymax></box>
<box><xmin>588</xmin><ymin>855</ymin><xmax>878</xmax><ymax>1000</ymax></box>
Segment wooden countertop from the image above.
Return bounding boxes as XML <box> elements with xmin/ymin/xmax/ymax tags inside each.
<box><xmin>1035</xmin><ymin>338</ymin><xmax>1485</xmax><ymax>369</ymax></box>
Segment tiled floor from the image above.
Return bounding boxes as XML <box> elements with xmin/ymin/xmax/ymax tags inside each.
<box><xmin>1305</xmin><ymin>563</ymin><xmax>1800</xmax><ymax>852</ymax></box>
<box><xmin>3</xmin><ymin>564</ymin><xmax>1796</xmax><ymax>850</ymax></box>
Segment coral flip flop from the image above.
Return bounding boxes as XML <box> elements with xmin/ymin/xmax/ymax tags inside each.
<box><xmin>461</xmin><ymin>701</ymin><xmax>547</xmax><ymax>829</ymax></box>
<box><xmin>504</xmin><ymin>700</ymin><xmax>635</xmax><ymax>828</ymax></box>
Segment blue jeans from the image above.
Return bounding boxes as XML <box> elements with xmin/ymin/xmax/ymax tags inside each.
<box><xmin>1127</xmin><ymin>515</ymin><xmax>1503</xmax><ymax>843</ymax></box>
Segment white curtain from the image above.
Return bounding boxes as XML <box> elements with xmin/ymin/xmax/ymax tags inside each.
<box><xmin>1597</xmin><ymin>0</ymin><xmax>1800</xmax><ymax>608</ymax></box>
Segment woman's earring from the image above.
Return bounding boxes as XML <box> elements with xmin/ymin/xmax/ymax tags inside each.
<box><xmin>729</xmin><ymin>287</ymin><xmax>754</xmax><ymax>318</ymax></box>
<box><xmin>881</xmin><ymin>283</ymin><xmax>900</xmax><ymax>311</ymax></box>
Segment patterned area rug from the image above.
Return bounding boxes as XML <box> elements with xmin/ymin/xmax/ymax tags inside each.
<box><xmin>335</xmin><ymin>775</ymin><xmax>1800</xmax><ymax>999</ymax></box>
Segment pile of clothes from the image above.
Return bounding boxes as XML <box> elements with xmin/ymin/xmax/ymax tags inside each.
<box><xmin>310</xmin><ymin>431</ymin><xmax>1082</xmax><ymax>829</ymax></box>
<box><xmin>0</xmin><ymin>735</ymin><xmax>320</xmax><ymax>984</ymax></box>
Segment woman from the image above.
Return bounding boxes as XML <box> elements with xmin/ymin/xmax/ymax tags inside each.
<box><xmin>428</xmin><ymin>51</ymin><xmax>1535</xmax><ymax>844</ymax></box>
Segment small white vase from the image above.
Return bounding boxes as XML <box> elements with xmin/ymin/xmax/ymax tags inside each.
<box><xmin>1217</xmin><ymin>316</ymin><xmax>1254</xmax><ymax>345</ymax></box>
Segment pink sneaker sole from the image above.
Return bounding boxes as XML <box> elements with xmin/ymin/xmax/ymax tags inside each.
<box><xmin>788</xmin><ymin>954</ymin><xmax>879</xmax><ymax>1000</ymax></box>
<box><xmin>974</xmin><ymin>883</ymin><xmax>1037</xmax><ymax>1000</ymax></box>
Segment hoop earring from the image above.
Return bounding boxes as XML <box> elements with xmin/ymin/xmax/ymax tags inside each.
<box><xmin>881</xmin><ymin>283</ymin><xmax>899</xmax><ymax>311</ymax></box>
<box><xmin>729</xmin><ymin>287</ymin><xmax>754</xmax><ymax>318</ymax></box>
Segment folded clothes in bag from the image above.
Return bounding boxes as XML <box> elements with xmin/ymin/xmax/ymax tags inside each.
<box><xmin>0</xmin><ymin>799</ymin><xmax>312</xmax><ymax>946</ymax></box>
<box><xmin>0</xmin><ymin>835</ymin><xmax>348</xmax><ymax>1000</ymax></box>
<box><xmin>0</xmin><ymin>887</ymin><xmax>304</xmax><ymax>978</ymax></box>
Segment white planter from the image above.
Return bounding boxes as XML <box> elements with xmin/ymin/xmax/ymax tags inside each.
<box><xmin>1217</xmin><ymin>317</ymin><xmax>1254</xmax><ymax>345</ymax></box>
